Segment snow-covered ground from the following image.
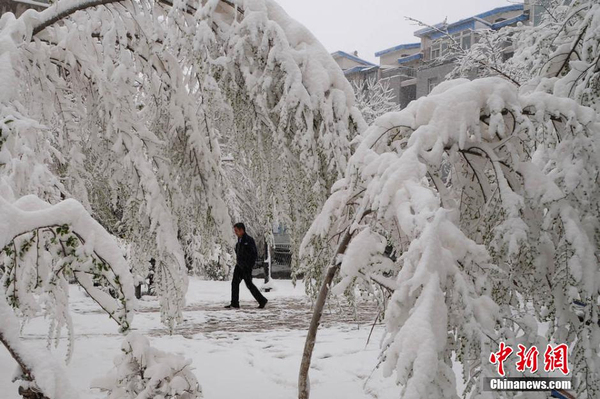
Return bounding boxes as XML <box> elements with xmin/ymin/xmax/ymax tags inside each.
<box><xmin>0</xmin><ymin>278</ymin><xmax>399</xmax><ymax>399</ymax></box>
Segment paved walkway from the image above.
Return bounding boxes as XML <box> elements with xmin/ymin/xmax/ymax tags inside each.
<box><xmin>148</xmin><ymin>297</ymin><xmax>380</xmax><ymax>337</ymax></box>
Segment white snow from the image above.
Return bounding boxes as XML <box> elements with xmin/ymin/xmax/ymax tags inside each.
<box><xmin>0</xmin><ymin>278</ymin><xmax>399</xmax><ymax>399</ymax></box>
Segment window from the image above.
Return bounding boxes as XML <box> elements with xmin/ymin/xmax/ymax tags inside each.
<box><xmin>429</xmin><ymin>30</ymin><xmax>471</xmax><ymax>59</ymax></box>
<box><xmin>461</xmin><ymin>34</ymin><xmax>471</xmax><ymax>50</ymax></box>
<box><xmin>454</xmin><ymin>30</ymin><xmax>472</xmax><ymax>50</ymax></box>
<box><xmin>430</xmin><ymin>41</ymin><xmax>441</xmax><ymax>59</ymax></box>
<box><xmin>428</xmin><ymin>77</ymin><xmax>439</xmax><ymax>94</ymax></box>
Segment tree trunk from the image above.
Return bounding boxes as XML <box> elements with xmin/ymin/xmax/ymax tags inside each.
<box><xmin>0</xmin><ymin>328</ymin><xmax>50</xmax><ymax>399</ymax></box>
<box><xmin>18</xmin><ymin>386</ymin><xmax>48</xmax><ymax>399</ymax></box>
<box><xmin>266</xmin><ymin>244</ymin><xmax>272</xmax><ymax>284</ymax></box>
<box><xmin>298</xmin><ymin>229</ymin><xmax>353</xmax><ymax>399</ymax></box>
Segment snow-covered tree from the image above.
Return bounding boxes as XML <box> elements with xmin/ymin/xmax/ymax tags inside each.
<box><xmin>93</xmin><ymin>332</ymin><xmax>202</xmax><ymax>399</ymax></box>
<box><xmin>350</xmin><ymin>77</ymin><xmax>400</xmax><ymax>125</ymax></box>
<box><xmin>301</xmin><ymin>76</ymin><xmax>600</xmax><ymax>399</ymax></box>
<box><xmin>299</xmin><ymin>2</ymin><xmax>600</xmax><ymax>398</ymax></box>
<box><xmin>0</xmin><ymin>0</ymin><xmax>363</xmax><ymax>328</ymax></box>
<box><xmin>1</xmin><ymin>0</ymin><xmax>362</xmax><ymax>397</ymax></box>
<box><xmin>453</xmin><ymin>0</ymin><xmax>600</xmax><ymax>113</ymax></box>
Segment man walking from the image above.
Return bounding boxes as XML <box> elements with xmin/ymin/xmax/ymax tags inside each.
<box><xmin>225</xmin><ymin>223</ymin><xmax>268</xmax><ymax>309</ymax></box>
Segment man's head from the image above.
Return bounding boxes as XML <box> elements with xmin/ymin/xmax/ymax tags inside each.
<box><xmin>233</xmin><ymin>222</ymin><xmax>246</xmax><ymax>238</ymax></box>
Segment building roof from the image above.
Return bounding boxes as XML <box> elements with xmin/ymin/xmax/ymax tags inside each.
<box><xmin>491</xmin><ymin>13</ymin><xmax>529</xmax><ymax>30</ymax></box>
<box><xmin>331</xmin><ymin>51</ymin><xmax>377</xmax><ymax>67</ymax></box>
<box><xmin>397</xmin><ymin>53</ymin><xmax>423</xmax><ymax>64</ymax></box>
<box><xmin>414</xmin><ymin>4</ymin><xmax>524</xmax><ymax>38</ymax></box>
<box><xmin>374</xmin><ymin>42</ymin><xmax>421</xmax><ymax>58</ymax></box>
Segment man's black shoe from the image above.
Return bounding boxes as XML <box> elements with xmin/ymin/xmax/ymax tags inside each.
<box><xmin>258</xmin><ymin>299</ymin><xmax>268</xmax><ymax>309</ymax></box>
<box><xmin>224</xmin><ymin>304</ymin><xmax>240</xmax><ymax>309</ymax></box>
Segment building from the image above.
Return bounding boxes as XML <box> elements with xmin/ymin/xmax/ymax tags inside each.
<box><xmin>375</xmin><ymin>42</ymin><xmax>421</xmax><ymax>108</ymax></box>
<box><xmin>331</xmin><ymin>50</ymin><xmax>379</xmax><ymax>84</ymax></box>
<box><xmin>1</xmin><ymin>0</ymin><xmax>48</xmax><ymax>17</ymax></box>
<box><xmin>372</xmin><ymin>3</ymin><xmax>531</xmax><ymax>107</ymax></box>
<box><xmin>528</xmin><ymin>0</ymin><xmax>555</xmax><ymax>26</ymax></box>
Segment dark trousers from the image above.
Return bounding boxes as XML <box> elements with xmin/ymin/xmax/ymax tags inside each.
<box><xmin>231</xmin><ymin>266</ymin><xmax>266</xmax><ymax>306</ymax></box>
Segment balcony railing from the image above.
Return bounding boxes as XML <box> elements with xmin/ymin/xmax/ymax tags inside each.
<box><xmin>381</xmin><ymin>65</ymin><xmax>416</xmax><ymax>79</ymax></box>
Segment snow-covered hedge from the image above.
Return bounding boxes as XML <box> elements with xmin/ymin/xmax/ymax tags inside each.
<box><xmin>93</xmin><ymin>333</ymin><xmax>202</xmax><ymax>399</ymax></box>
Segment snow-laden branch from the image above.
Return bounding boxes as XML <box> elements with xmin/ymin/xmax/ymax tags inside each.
<box><xmin>31</xmin><ymin>0</ymin><xmax>126</xmax><ymax>36</ymax></box>
<box><xmin>1</xmin><ymin>195</ymin><xmax>136</xmax><ymax>327</ymax></box>
<box><xmin>0</xmin><ymin>195</ymin><xmax>135</xmax><ymax>398</ymax></box>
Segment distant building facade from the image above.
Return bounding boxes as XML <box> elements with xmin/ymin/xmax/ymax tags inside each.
<box><xmin>378</xmin><ymin>4</ymin><xmax>530</xmax><ymax>106</ymax></box>
<box><xmin>334</xmin><ymin>3</ymin><xmax>533</xmax><ymax>109</ymax></box>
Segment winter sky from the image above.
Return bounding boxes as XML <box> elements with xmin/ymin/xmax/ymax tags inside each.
<box><xmin>275</xmin><ymin>0</ymin><xmax>517</xmax><ymax>63</ymax></box>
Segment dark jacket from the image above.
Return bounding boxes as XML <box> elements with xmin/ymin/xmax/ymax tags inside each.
<box><xmin>235</xmin><ymin>233</ymin><xmax>257</xmax><ymax>270</ymax></box>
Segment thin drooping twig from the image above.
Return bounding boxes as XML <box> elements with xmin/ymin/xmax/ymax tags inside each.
<box><xmin>365</xmin><ymin>309</ymin><xmax>381</xmax><ymax>348</ymax></box>
<box><xmin>554</xmin><ymin>25</ymin><xmax>588</xmax><ymax>78</ymax></box>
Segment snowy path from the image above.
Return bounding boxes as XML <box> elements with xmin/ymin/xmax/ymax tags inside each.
<box><xmin>0</xmin><ymin>279</ymin><xmax>398</xmax><ymax>399</ymax></box>
<box><xmin>148</xmin><ymin>298</ymin><xmax>379</xmax><ymax>337</ymax></box>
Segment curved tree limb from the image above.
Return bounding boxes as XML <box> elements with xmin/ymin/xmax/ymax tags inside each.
<box><xmin>554</xmin><ymin>25</ymin><xmax>588</xmax><ymax>78</ymax></box>
<box><xmin>0</xmin><ymin>298</ymin><xmax>50</xmax><ymax>399</ymax></box>
<box><xmin>298</xmin><ymin>209</ymin><xmax>372</xmax><ymax>399</ymax></box>
<box><xmin>298</xmin><ymin>229</ymin><xmax>352</xmax><ymax>399</ymax></box>
<box><xmin>31</xmin><ymin>0</ymin><xmax>245</xmax><ymax>37</ymax></box>
<box><xmin>32</xmin><ymin>0</ymin><xmax>127</xmax><ymax>36</ymax></box>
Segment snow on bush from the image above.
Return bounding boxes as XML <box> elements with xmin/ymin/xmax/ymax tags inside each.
<box><xmin>93</xmin><ymin>332</ymin><xmax>202</xmax><ymax>399</ymax></box>
<box><xmin>0</xmin><ymin>194</ymin><xmax>136</xmax><ymax>398</ymax></box>
<box><xmin>350</xmin><ymin>78</ymin><xmax>400</xmax><ymax>125</ymax></box>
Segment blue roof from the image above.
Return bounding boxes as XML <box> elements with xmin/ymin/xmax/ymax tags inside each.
<box><xmin>374</xmin><ymin>42</ymin><xmax>421</xmax><ymax>58</ymax></box>
<box><xmin>397</xmin><ymin>53</ymin><xmax>423</xmax><ymax>64</ymax></box>
<box><xmin>331</xmin><ymin>51</ymin><xmax>377</xmax><ymax>67</ymax></box>
<box><xmin>415</xmin><ymin>4</ymin><xmax>524</xmax><ymax>37</ymax></box>
<box><xmin>491</xmin><ymin>13</ymin><xmax>529</xmax><ymax>30</ymax></box>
